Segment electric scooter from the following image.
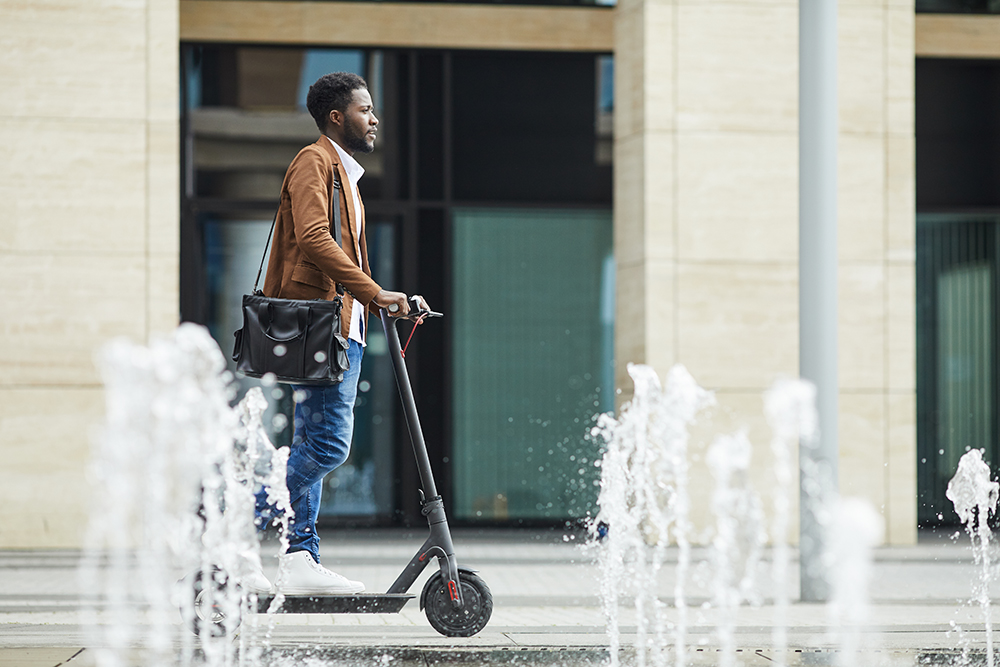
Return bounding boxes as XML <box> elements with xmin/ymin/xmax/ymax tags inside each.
<box><xmin>193</xmin><ymin>301</ymin><xmax>493</xmax><ymax>638</ymax></box>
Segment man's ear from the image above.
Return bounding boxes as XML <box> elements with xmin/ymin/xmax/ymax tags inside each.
<box><xmin>327</xmin><ymin>109</ymin><xmax>342</xmax><ymax>129</ymax></box>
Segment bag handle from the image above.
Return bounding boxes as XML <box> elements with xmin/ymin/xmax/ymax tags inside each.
<box><xmin>253</xmin><ymin>172</ymin><xmax>345</xmax><ymax>294</ymax></box>
<box><xmin>256</xmin><ymin>300</ymin><xmax>311</xmax><ymax>341</ymax></box>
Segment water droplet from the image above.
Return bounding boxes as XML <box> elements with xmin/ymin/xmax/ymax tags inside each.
<box><xmin>359</xmin><ymin>380</ymin><xmax>371</xmax><ymax>392</ymax></box>
<box><xmin>261</xmin><ymin>372</ymin><xmax>277</xmax><ymax>386</ymax></box>
<box><xmin>314</xmin><ymin>350</ymin><xmax>327</xmax><ymax>363</ymax></box>
<box><xmin>273</xmin><ymin>344</ymin><xmax>287</xmax><ymax>357</ymax></box>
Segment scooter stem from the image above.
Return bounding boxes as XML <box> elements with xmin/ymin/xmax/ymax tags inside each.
<box><xmin>380</xmin><ymin>309</ymin><xmax>464</xmax><ymax>607</ymax></box>
<box><xmin>380</xmin><ymin>309</ymin><xmax>438</xmax><ymax>500</ymax></box>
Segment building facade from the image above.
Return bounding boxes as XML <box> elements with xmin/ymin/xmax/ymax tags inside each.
<box><xmin>2</xmin><ymin>0</ymin><xmax>992</xmax><ymax>548</ymax></box>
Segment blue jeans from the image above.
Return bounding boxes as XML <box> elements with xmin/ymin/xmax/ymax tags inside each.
<box><xmin>257</xmin><ymin>339</ymin><xmax>363</xmax><ymax>563</ymax></box>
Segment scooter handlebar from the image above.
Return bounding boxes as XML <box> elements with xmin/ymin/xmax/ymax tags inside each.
<box><xmin>380</xmin><ymin>296</ymin><xmax>443</xmax><ymax>321</ymax></box>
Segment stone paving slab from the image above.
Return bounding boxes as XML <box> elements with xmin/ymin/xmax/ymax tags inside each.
<box><xmin>2</xmin><ymin>530</ymin><xmax>999</xmax><ymax>664</ymax></box>
<box><xmin>0</xmin><ymin>648</ymin><xmax>84</xmax><ymax>667</ymax></box>
<box><xmin>6</xmin><ymin>646</ymin><xmax>1000</xmax><ymax>667</ymax></box>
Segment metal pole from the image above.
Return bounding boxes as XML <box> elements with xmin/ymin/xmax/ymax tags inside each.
<box><xmin>799</xmin><ymin>0</ymin><xmax>839</xmax><ymax>603</ymax></box>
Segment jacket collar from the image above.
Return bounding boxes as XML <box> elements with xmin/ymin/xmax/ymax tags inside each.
<box><xmin>316</xmin><ymin>134</ymin><xmax>341</xmax><ymax>165</ymax></box>
<box><xmin>314</xmin><ymin>135</ymin><xmax>362</xmax><ymax>249</ymax></box>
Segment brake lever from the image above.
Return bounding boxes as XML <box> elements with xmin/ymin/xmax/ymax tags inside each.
<box><xmin>407</xmin><ymin>295</ymin><xmax>443</xmax><ymax>319</ymax></box>
<box><xmin>408</xmin><ymin>308</ymin><xmax>443</xmax><ymax>320</ymax></box>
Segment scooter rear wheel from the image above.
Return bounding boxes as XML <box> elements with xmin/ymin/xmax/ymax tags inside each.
<box><xmin>422</xmin><ymin>570</ymin><xmax>493</xmax><ymax>637</ymax></box>
<box><xmin>181</xmin><ymin>568</ymin><xmax>243</xmax><ymax>637</ymax></box>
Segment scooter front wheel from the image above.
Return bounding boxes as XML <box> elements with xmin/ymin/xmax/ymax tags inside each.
<box><xmin>421</xmin><ymin>570</ymin><xmax>493</xmax><ymax>637</ymax></box>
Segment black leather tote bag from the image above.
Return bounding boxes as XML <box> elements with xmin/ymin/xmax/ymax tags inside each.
<box><xmin>234</xmin><ymin>293</ymin><xmax>348</xmax><ymax>384</ymax></box>
<box><xmin>232</xmin><ymin>175</ymin><xmax>350</xmax><ymax>385</ymax></box>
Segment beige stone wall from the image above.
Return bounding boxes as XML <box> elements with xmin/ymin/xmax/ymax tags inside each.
<box><xmin>614</xmin><ymin>0</ymin><xmax>916</xmax><ymax>545</ymax></box>
<box><xmin>180</xmin><ymin>0</ymin><xmax>613</xmax><ymax>51</ymax></box>
<box><xmin>0</xmin><ymin>1</ymin><xmax>180</xmax><ymax>548</ymax></box>
<box><xmin>838</xmin><ymin>0</ymin><xmax>916</xmax><ymax>545</ymax></box>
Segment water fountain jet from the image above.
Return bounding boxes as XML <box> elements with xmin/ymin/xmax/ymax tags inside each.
<box><xmin>764</xmin><ymin>378</ymin><xmax>817</xmax><ymax>667</ymax></box>
<box><xmin>80</xmin><ymin>324</ymin><xmax>290</xmax><ymax>667</ymax></box>
<box><xmin>706</xmin><ymin>430</ymin><xmax>766</xmax><ymax>667</ymax></box>
<box><xmin>947</xmin><ymin>448</ymin><xmax>999</xmax><ymax>667</ymax></box>
<box><xmin>591</xmin><ymin>363</ymin><xmax>714</xmax><ymax>667</ymax></box>
<box><xmin>827</xmin><ymin>497</ymin><xmax>883</xmax><ymax>667</ymax></box>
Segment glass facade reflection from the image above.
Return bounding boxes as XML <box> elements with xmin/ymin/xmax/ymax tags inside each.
<box><xmin>181</xmin><ymin>43</ymin><xmax>614</xmax><ymax>526</ymax></box>
<box><xmin>916</xmin><ymin>215</ymin><xmax>1000</xmax><ymax>525</ymax></box>
<box><xmin>917</xmin><ymin>0</ymin><xmax>1000</xmax><ymax>13</ymax></box>
<box><xmin>916</xmin><ymin>59</ymin><xmax>1000</xmax><ymax>526</ymax></box>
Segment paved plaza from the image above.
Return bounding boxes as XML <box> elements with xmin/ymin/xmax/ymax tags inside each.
<box><xmin>1</xmin><ymin>528</ymin><xmax>997</xmax><ymax>665</ymax></box>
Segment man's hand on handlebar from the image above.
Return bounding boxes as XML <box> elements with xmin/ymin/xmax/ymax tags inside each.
<box><xmin>373</xmin><ymin>290</ymin><xmax>409</xmax><ymax>317</ymax></box>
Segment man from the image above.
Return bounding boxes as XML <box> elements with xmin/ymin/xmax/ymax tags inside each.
<box><xmin>250</xmin><ymin>72</ymin><xmax>429</xmax><ymax>595</ymax></box>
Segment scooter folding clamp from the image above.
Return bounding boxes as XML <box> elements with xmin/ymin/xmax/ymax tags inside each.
<box><xmin>420</xmin><ymin>495</ymin><xmax>444</xmax><ymax>516</ymax></box>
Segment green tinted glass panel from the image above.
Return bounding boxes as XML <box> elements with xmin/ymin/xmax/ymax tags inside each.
<box><xmin>451</xmin><ymin>208</ymin><xmax>614</xmax><ymax>521</ymax></box>
<box><xmin>916</xmin><ymin>215</ymin><xmax>1000</xmax><ymax>525</ymax></box>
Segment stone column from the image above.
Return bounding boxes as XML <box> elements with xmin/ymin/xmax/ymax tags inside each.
<box><xmin>836</xmin><ymin>0</ymin><xmax>916</xmax><ymax>545</ymax></box>
<box><xmin>613</xmin><ymin>0</ymin><xmax>678</xmax><ymax>392</ymax></box>
<box><xmin>613</xmin><ymin>0</ymin><xmax>916</xmax><ymax>545</ymax></box>
<box><xmin>0</xmin><ymin>0</ymin><xmax>179</xmax><ymax>547</ymax></box>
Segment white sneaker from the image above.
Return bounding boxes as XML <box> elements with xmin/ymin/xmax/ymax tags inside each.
<box><xmin>278</xmin><ymin>551</ymin><xmax>365</xmax><ymax>595</ymax></box>
<box><xmin>242</xmin><ymin>561</ymin><xmax>273</xmax><ymax>595</ymax></box>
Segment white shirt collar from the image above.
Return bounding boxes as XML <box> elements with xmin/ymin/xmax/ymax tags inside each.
<box><xmin>327</xmin><ymin>136</ymin><xmax>365</xmax><ymax>184</ymax></box>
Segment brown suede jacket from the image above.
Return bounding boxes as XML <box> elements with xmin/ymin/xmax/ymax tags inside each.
<box><xmin>262</xmin><ymin>136</ymin><xmax>382</xmax><ymax>341</ymax></box>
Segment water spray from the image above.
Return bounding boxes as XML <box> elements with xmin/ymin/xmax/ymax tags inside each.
<box><xmin>947</xmin><ymin>448</ymin><xmax>999</xmax><ymax>667</ymax></box>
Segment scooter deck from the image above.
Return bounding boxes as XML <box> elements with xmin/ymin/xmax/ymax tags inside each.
<box><xmin>256</xmin><ymin>593</ymin><xmax>413</xmax><ymax>614</ymax></box>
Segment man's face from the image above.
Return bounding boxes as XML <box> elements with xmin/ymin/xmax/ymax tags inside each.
<box><xmin>338</xmin><ymin>88</ymin><xmax>378</xmax><ymax>154</ymax></box>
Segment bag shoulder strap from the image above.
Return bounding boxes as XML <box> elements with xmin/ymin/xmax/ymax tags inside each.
<box><xmin>253</xmin><ymin>172</ymin><xmax>345</xmax><ymax>295</ymax></box>
<box><xmin>331</xmin><ymin>173</ymin><xmax>345</xmax><ymax>296</ymax></box>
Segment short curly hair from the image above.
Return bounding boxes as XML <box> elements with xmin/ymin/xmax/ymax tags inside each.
<box><xmin>306</xmin><ymin>72</ymin><xmax>369</xmax><ymax>132</ymax></box>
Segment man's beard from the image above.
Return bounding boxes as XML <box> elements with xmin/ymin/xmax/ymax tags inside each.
<box><xmin>343</xmin><ymin>121</ymin><xmax>374</xmax><ymax>154</ymax></box>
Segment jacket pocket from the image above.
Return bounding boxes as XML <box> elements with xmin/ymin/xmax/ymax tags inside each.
<box><xmin>290</xmin><ymin>262</ymin><xmax>334</xmax><ymax>290</ymax></box>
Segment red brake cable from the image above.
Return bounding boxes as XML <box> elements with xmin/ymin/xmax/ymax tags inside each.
<box><xmin>400</xmin><ymin>314</ymin><xmax>426</xmax><ymax>358</ymax></box>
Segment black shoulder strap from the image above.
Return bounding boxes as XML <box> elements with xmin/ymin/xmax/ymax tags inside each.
<box><xmin>252</xmin><ymin>173</ymin><xmax>345</xmax><ymax>295</ymax></box>
<box><xmin>331</xmin><ymin>173</ymin><xmax>345</xmax><ymax>296</ymax></box>
<box><xmin>252</xmin><ymin>208</ymin><xmax>277</xmax><ymax>295</ymax></box>
<box><xmin>331</xmin><ymin>172</ymin><xmax>343</xmax><ymax>249</ymax></box>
